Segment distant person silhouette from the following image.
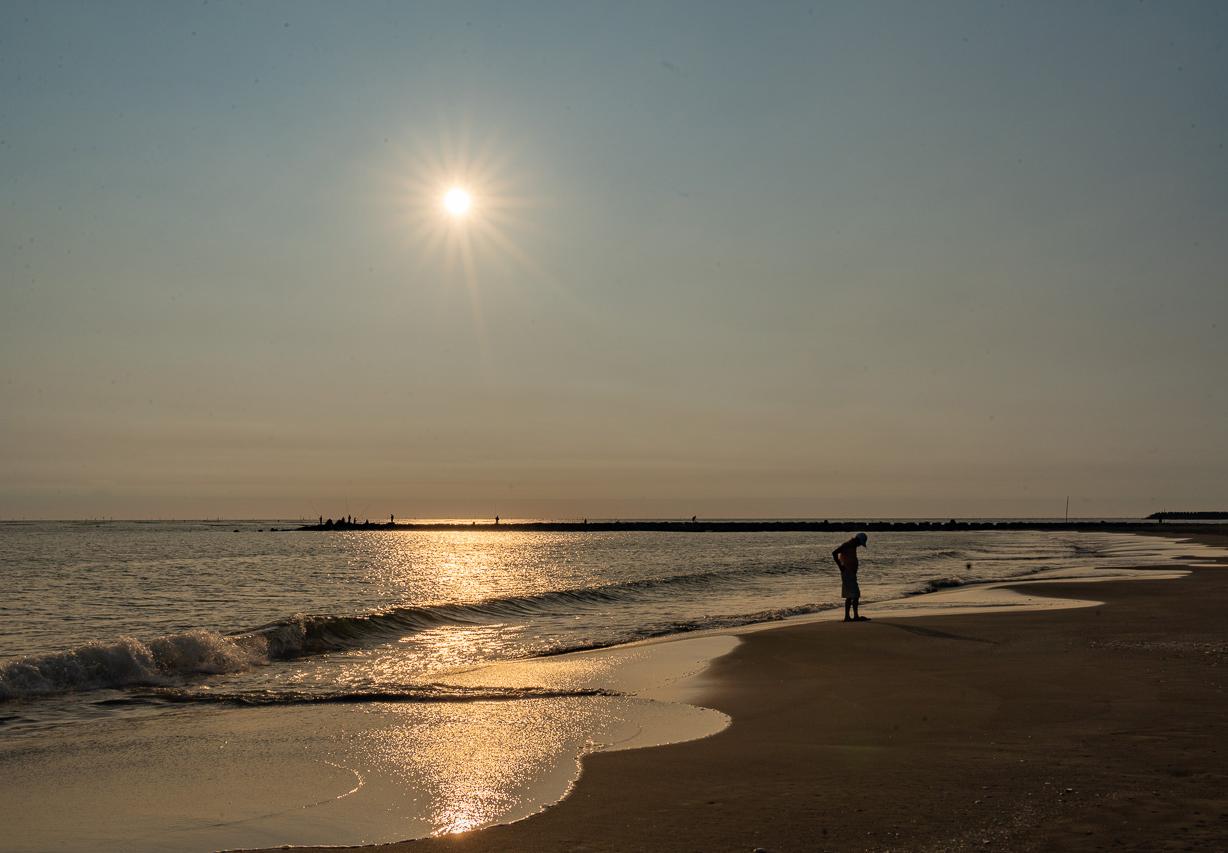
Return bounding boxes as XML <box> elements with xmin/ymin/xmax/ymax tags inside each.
<box><xmin>495</xmin><ymin>515</ymin><xmax>500</xmax><ymax>525</ymax></box>
<box><xmin>832</xmin><ymin>533</ymin><xmax>869</xmax><ymax>622</ymax></box>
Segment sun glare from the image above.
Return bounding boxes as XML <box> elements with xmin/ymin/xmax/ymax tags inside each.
<box><xmin>391</xmin><ymin>127</ymin><xmax>543</xmax><ymax>318</ymax></box>
<box><xmin>443</xmin><ymin>186</ymin><xmax>472</xmax><ymax>217</ymax></box>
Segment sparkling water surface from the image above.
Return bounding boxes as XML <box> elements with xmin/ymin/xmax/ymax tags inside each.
<box><xmin>0</xmin><ymin>520</ymin><xmax>1199</xmax><ymax>714</ymax></box>
<box><xmin>0</xmin><ymin>521</ymin><xmax>1216</xmax><ymax>851</ymax></box>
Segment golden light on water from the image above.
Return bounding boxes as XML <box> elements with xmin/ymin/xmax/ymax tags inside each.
<box><xmin>363</xmin><ymin>698</ymin><xmax>606</xmax><ymax>836</ymax></box>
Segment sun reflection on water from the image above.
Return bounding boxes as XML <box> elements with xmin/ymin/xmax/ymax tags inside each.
<box><xmin>332</xmin><ymin>570</ymin><xmax>597</xmax><ymax>838</ymax></box>
<box><xmin>362</xmin><ymin>697</ymin><xmax>610</xmax><ymax>835</ymax></box>
<box><xmin>363</xmin><ymin>530</ymin><xmax>561</xmax><ymax>607</ymax></box>
<box><xmin>351</xmin><ymin>530</ymin><xmax>632</xmax><ymax>835</ymax></box>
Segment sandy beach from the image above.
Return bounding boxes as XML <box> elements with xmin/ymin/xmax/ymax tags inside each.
<box><xmin>268</xmin><ymin>531</ymin><xmax>1228</xmax><ymax>853</ymax></box>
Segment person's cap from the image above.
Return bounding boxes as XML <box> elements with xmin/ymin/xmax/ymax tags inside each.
<box><xmin>855</xmin><ymin>532</ymin><xmax>868</xmax><ymax>546</ymax></box>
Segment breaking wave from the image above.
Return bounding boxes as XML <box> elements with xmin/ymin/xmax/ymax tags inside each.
<box><xmin>0</xmin><ymin>629</ymin><xmax>265</xmax><ymax>701</ymax></box>
<box><xmin>916</xmin><ymin>576</ymin><xmax>968</xmax><ymax>593</ymax></box>
<box><xmin>0</xmin><ymin>564</ymin><xmax>819</xmax><ymax>701</ymax></box>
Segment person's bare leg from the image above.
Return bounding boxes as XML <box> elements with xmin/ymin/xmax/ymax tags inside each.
<box><xmin>853</xmin><ymin>597</ymin><xmax>870</xmax><ymax>621</ymax></box>
<box><xmin>844</xmin><ymin>598</ymin><xmax>852</xmax><ymax>622</ymax></box>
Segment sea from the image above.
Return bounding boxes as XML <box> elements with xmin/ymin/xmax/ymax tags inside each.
<box><xmin>0</xmin><ymin>520</ymin><xmax>1218</xmax><ymax>851</ymax></box>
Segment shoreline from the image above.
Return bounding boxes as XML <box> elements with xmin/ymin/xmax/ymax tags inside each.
<box><xmin>264</xmin><ymin>529</ymin><xmax>1228</xmax><ymax>852</ymax></box>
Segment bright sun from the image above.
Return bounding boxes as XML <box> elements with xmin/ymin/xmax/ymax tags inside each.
<box><xmin>443</xmin><ymin>186</ymin><xmax>472</xmax><ymax>217</ymax></box>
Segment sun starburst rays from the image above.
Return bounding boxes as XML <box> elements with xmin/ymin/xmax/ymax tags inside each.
<box><xmin>366</xmin><ymin>125</ymin><xmax>559</xmax><ymax>375</ymax></box>
<box><xmin>398</xmin><ymin>130</ymin><xmax>529</xmax><ymax>289</ymax></box>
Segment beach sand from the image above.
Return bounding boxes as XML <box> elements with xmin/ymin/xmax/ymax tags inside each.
<box><xmin>256</xmin><ymin>533</ymin><xmax>1228</xmax><ymax>852</ymax></box>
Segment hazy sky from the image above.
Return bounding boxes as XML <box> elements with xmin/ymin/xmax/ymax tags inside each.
<box><xmin>2</xmin><ymin>1</ymin><xmax>1226</xmax><ymax>519</ymax></box>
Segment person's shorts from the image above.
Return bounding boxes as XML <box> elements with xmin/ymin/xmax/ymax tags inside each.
<box><xmin>841</xmin><ymin>577</ymin><xmax>860</xmax><ymax>599</ymax></box>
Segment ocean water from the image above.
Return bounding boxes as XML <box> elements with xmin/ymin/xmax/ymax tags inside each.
<box><xmin>0</xmin><ymin>522</ymin><xmax>1214</xmax><ymax>850</ymax></box>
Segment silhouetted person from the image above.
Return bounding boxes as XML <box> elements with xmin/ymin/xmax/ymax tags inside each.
<box><xmin>832</xmin><ymin>532</ymin><xmax>869</xmax><ymax>622</ymax></box>
<box><xmin>495</xmin><ymin>515</ymin><xmax>499</xmax><ymax>525</ymax></box>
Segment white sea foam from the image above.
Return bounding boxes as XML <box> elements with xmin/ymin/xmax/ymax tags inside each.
<box><xmin>0</xmin><ymin>629</ymin><xmax>266</xmax><ymax>700</ymax></box>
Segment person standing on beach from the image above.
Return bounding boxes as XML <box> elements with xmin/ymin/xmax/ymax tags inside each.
<box><xmin>832</xmin><ymin>533</ymin><xmax>869</xmax><ymax>622</ymax></box>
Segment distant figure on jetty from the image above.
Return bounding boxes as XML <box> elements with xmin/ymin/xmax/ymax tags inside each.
<box><xmin>832</xmin><ymin>533</ymin><xmax>869</xmax><ymax>622</ymax></box>
<box><xmin>495</xmin><ymin>515</ymin><xmax>500</xmax><ymax>525</ymax></box>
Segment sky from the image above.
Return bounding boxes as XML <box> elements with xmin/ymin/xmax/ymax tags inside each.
<box><xmin>2</xmin><ymin>1</ymin><xmax>1226</xmax><ymax>520</ymax></box>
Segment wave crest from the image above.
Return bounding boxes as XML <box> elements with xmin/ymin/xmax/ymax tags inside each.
<box><xmin>916</xmin><ymin>576</ymin><xmax>967</xmax><ymax>593</ymax></box>
<box><xmin>237</xmin><ymin>562</ymin><xmax>818</xmax><ymax>660</ymax></box>
<box><xmin>0</xmin><ymin>629</ymin><xmax>265</xmax><ymax>701</ymax></box>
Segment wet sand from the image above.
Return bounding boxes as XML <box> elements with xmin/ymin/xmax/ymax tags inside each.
<box><xmin>296</xmin><ymin>531</ymin><xmax>1228</xmax><ymax>853</ymax></box>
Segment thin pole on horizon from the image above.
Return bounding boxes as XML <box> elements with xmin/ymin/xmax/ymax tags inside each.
<box><xmin>1065</xmin><ymin>496</ymin><xmax>1070</xmax><ymax>523</ymax></box>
